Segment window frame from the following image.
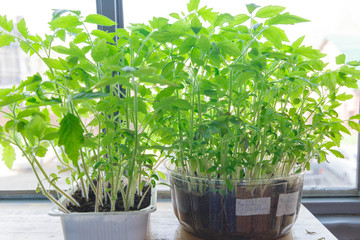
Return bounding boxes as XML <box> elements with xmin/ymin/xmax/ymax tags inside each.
<box><xmin>0</xmin><ymin>0</ymin><xmax>359</xmax><ymax>201</ymax></box>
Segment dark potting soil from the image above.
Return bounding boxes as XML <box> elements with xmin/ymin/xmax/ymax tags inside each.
<box><xmin>66</xmin><ymin>184</ymin><xmax>152</xmax><ymax>212</ymax></box>
<box><xmin>172</xmin><ymin>177</ymin><xmax>302</xmax><ymax>240</ymax></box>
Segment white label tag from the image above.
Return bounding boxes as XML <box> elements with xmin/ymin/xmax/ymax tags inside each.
<box><xmin>236</xmin><ymin>197</ymin><xmax>271</xmax><ymax>216</ymax></box>
<box><xmin>276</xmin><ymin>191</ymin><xmax>299</xmax><ymax>216</ymax></box>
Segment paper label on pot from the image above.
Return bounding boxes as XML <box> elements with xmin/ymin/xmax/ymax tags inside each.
<box><xmin>235</xmin><ymin>197</ymin><xmax>271</xmax><ymax>216</ymax></box>
<box><xmin>276</xmin><ymin>191</ymin><xmax>299</xmax><ymax>216</ymax></box>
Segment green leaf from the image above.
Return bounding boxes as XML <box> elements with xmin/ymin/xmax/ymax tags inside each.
<box><xmin>27</xmin><ymin>114</ymin><xmax>46</xmax><ymax>139</ymax></box>
<box><xmin>17</xmin><ymin>18</ymin><xmax>29</xmax><ymax>38</ymax></box>
<box><xmin>58</xmin><ymin>113</ymin><xmax>84</xmax><ymax>163</ymax></box>
<box><xmin>0</xmin><ymin>140</ymin><xmax>15</xmax><ymax>169</ymax></box>
<box><xmin>20</xmin><ymin>41</ymin><xmax>30</xmax><ymax>53</ymax></box>
<box><xmin>329</xmin><ymin>149</ymin><xmax>344</xmax><ymax>158</ymax></box>
<box><xmin>217</xmin><ymin>40</ymin><xmax>240</xmax><ymax>56</ymax></box>
<box><xmin>337</xmin><ymin>123</ymin><xmax>351</xmax><ymax>135</ymax></box>
<box><xmin>191</xmin><ymin>49</ymin><xmax>204</xmax><ymax>65</ymax></box>
<box><xmin>336</xmin><ymin>93</ymin><xmax>353</xmax><ymax>101</ymax></box>
<box><xmin>289</xmin><ymin>107</ymin><xmax>296</xmax><ymax>116</ymax></box>
<box><xmin>52</xmin><ymin>9</ymin><xmax>80</xmax><ymax>20</ymax></box>
<box><xmin>73</xmin><ymin>32</ymin><xmax>89</xmax><ymax>43</ymax></box>
<box><xmin>93</xmin><ymin>76</ymin><xmax>131</xmax><ymax>89</ymax></box>
<box><xmin>34</xmin><ymin>146</ymin><xmax>48</xmax><ymax>157</ymax></box>
<box><xmin>198</xmin><ymin>35</ymin><xmax>211</xmax><ymax>52</ymax></box>
<box><xmin>336</xmin><ymin>54</ymin><xmax>346</xmax><ymax>65</ymax></box>
<box><xmin>268</xmin><ymin>13</ymin><xmax>310</xmax><ymax>25</ymax></box>
<box><xmin>52</xmin><ymin>45</ymin><xmax>72</xmax><ymax>55</ymax></box>
<box><xmin>307</xmin><ymin>60</ymin><xmax>325</xmax><ymax>71</ymax></box>
<box><xmin>226</xmin><ymin>179</ymin><xmax>233</xmax><ymax>191</ymax></box>
<box><xmin>292</xmin><ymin>35</ymin><xmax>305</xmax><ymax>48</ymax></box>
<box><xmin>43</xmin><ymin>130</ymin><xmax>58</xmax><ymax>141</ymax></box>
<box><xmin>198</xmin><ymin>6</ymin><xmax>218</xmax><ymax>24</ymax></box>
<box><xmin>0</xmin><ymin>34</ymin><xmax>15</xmax><ymax>47</ymax></box>
<box><xmin>214</xmin><ymin>13</ymin><xmax>234</xmax><ymax>26</ymax></box>
<box><xmin>233</xmin><ymin>14</ymin><xmax>250</xmax><ymax>25</ymax></box>
<box><xmin>0</xmin><ymin>16</ymin><xmax>13</xmax><ymax>32</ymax></box>
<box><xmin>73</xmin><ymin>91</ymin><xmax>108</xmax><ymax>100</ymax></box>
<box><xmin>350</xmin><ymin>114</ymin><xmax>360</xmax><ymax>120</ymax></box>
<box><xmin>69</xmin><ymin>42</ymin><xmax>85</xmax><ymax>59</ymax></box>
<box><xmin>187</xmin><ymin>0</ymin><xmax>200</xmax><ymax>12</ymax></box>
<box><xmin>71</xmin><ymin>68</ymin><xmax>90</xmax><ymax>87</ymax></box>
<box><xmin>149</xmin><ymin>17</ymin><xmax>169</xmax><ymax>29</ymax></box>
<box><xmin>155</xmin><ymin>87</ymin><xmax>175</xmax><ymax>101</ymax></box>
<box><xmin>191</xmin><ymin>16</ymin><xmax>202</xmax><ymax>34</ymax></box>
<box><xmin>207</xmin><ymin>166</ymin><xmax>218</xmax><ymax>174</ymax></box>
<box><xmin>179</xmin><ymin>36</ymin><xmax>197</xmax><ymax>54</ymax></box>
<box><xmin>0</xmin><ymin>89</ymin><xmax>12</xmax><ymax>97</ymax></box>
<box><xmin>56</xmin><ymin>29</ymin><xmax>66</xmax><ymax>41</ymax></box>
<box><xmin>209</xmin><ymin>47</ymin><xmax>221</xmax><ymax>66</ymax></box>
<box><xmin>161</xmin><ymin>61</ymin><xmax>175</xmax><ymax>79</ymax></box>
<box><xmin>255</xmin><ymin>5</ymin><xmax>285</xmax><ymax>18</ymax></box>
<box><xmin>347</xmin><ymin>61</ymin><xmax>360</xmax><ymax>67</ymax></box>
<box><xmin>294</xmin><ymin>46</ymin><xmax>326</xmax><ymax>59</ymax></box>
<box><xmin>171</xmin><ymin>99</ymin><xmax>191</xmax><ymax>110</ymax></box>
<box><xmin>170</xmin><ymin>13</ymin><xmax>181</xmax><ymax>20</ymax></box>
<box><xmin>49</xmin><ymin>15</ymin><xmax>82</xmax><ymax>29</ymax></box>
<box><xmin>255</xmin><ymin>5</ymin><xmax>286</xmax><ymax>18</ymax></box>
<box><xmin>91</xmin><ymin>39</ymin><xmax>108</xmax><ymax>62</ymax></box>
<box><xmin>91</xmin><ymin>29</ymin><xmax>116</xmax><ymax>44</ymax></box>
<box><xmin>140</xmin><ymin>75</ymin><xmax>179</xmax><ymax>87</ymax></box>
<box><xmin>263</xmin><ymin>26</ymin><xmax>282</xmax><ymax>49</ymax></box>
<box><xmin>322</xmin><ymin>72</ymin><xmax>336</xmax><ymax>92</ymax></box>
<box><xmin>42</xmin><ymin>58</ymin><xmax>67</xmax><ymax>70</ymax></box>
<box><xmin>102</xmin><ymin>132</ymin><xmax>114</xmax><ymax>146</ymax></box>
<box><xmin>246</xmin><ymin>4</ymin><xmax>260</xmax><ymax>14</ymax></box>
<box><xmin>157</xmin><ymin>170</ymin><xmax>166</xmax><ymax>180</ymax></box>
<box><xmin>151</xmin><ymin>30</ymin><xmax>181</xmax><ymax>43</ymax></box>
<box><xmin>84</xmin><ymin>14</ymin><xmax>117</xmax><ymax>26</ymax></box>
<box><xmin>349</xmin><ymin>121</ymin><xmax>360</xmax><ymax>132</ymax></box>
<box><xmin>0</xmin><ymin>94</ymin><xmax>26</xmax><ymax>107</ymax></box>
<box><xmin>340</xmin><ymin>66</ymin><xmax>360</xmax><ymax>77</ymax></box>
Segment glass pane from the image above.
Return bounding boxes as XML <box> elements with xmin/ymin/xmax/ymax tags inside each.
<box><xmin>124</xmin><ymin>0</ymin><xmax>360</xmax><ymax>192</ymax></box>
<box><xmin>0</xmin><ymin>0</ymin><xmax>96</xmax><ymax>190</ymax></box>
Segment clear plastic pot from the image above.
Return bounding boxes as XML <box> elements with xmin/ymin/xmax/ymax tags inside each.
<box><xmin>166</xmin><ymin>162</ymin><xmax>304</xmax><ymax>240</ymax></box>
<box><xmin>49</xmin><ymin>188</ymin><xmax>157</xmax><ymax>240</ymax></box>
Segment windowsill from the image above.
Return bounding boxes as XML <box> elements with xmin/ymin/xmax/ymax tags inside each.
<box><xmin>0</xmin><ymin>199</ymin><xmax>337</xmax><ymax>240</ymax></box>
<box><xmin>302</xmin><ymin>197</ymin><xmax>360</xmax><ymax>215</ymax></box>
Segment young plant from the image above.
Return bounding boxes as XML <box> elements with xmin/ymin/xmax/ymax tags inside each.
<box><xmin>142</xmin><ymin>1</ymin><xmax>360</xmax><ymax>183</ymax></box>
<box><xmin>0</xmin><ymin>11</ymin><xmax>170</xmax><ymax>212</ymax></box>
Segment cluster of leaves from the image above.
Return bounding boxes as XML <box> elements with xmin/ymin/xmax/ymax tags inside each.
<box><xmin>134</xmin><ymin>0</ymin><xmax>360</xmax><ymax>182</ymax></box>
<box><xmin>0</xmin><ymin>10</ymin><xmax>171</xmax><ymax>212</ymax></box>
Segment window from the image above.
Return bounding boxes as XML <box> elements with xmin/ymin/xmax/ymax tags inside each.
<box><xmin>0</xmin><ymin>0</ymin><xmax>97</xmax><ymax>191</ymax></box>
<box><xmin>0</xmin><ymin>0</ymin><xmax>359</xmax><ymax>196</ymax></box>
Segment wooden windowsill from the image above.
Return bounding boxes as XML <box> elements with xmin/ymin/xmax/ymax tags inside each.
<box><xmin>0</xmin><ymin>199</ymin><xmax>337</xmax><ymax>240</ymax></box>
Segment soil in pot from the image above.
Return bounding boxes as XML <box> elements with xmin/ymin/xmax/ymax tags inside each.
<box><xmin>172</xmin><ymin>176</ymin><xmax>194</xmax><ymax>232</ymax></box>
<box><xmin>66</xmin><ymin>183</ymin><xmax>152</xmax><ymax>212</ymax></box>
<box><xmin>235</xmin><ymin>182</ymin><xmax>286</xmax><ymax>240</ymax></box>
<box><xmin>170</xmin><ymin>178</ymin><xmax>179</xmax><ymax>219</ymax></box>
<box><xmin>171</xmin><ymin>174</ymin><xmax>304</xmax><ymax>240</ymax></box>
<box><xmin>279</xmin><ymin>176</ymin><xmax>304</xmax><ymax>236</ymax></box>
<box><xmin>191</xmin><ymin>183</ymin><xmax>236</xmax><ymax>236</ymax></box>
<box><xmin>251</xmin><ymin>180</ymin><xmax>287</xmax><ymax>240</ymax></box>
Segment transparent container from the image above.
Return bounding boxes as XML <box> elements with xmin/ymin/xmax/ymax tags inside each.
<box><xmin>49</xmin><ymin>188</ymin><xmax>157</xmax><ymax>240</ymax></box>
<box><xmin>166</xmin><ymin>163</ymin><xmax>304</xmax><ymax>240</ymax></box>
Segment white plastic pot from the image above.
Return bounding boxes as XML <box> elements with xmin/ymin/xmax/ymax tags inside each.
<box><xmin>49</xmin><ymin>188</ymin><xmax>156</xmax><ymax>240</ymax></box>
